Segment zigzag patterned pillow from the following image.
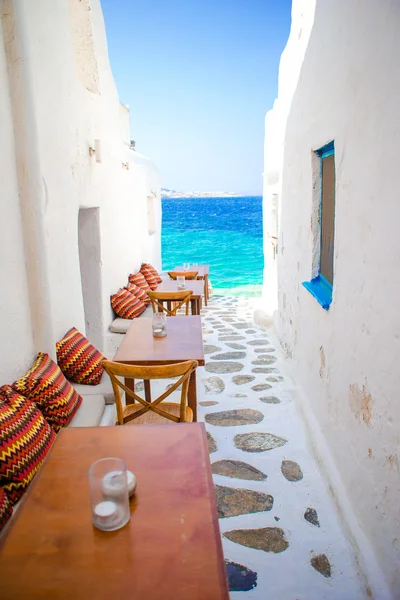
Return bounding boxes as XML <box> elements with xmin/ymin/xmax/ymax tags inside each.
<box><xmin>0</xmin><ymin>487</ymin><xmax>13</xmax><ymax>531</ymax></box>
<box><xmin>141</xmin><ymin>263</ymin><xmax>162</xmax><ymax>284</ymax></box>
<box><xmin>0</xmin><ymin>386</ymin><xmax>56</xmax><ymax>504</ymax></box>
<box><xmin>13</xmin><ymin>353</ymin><xmax>83</xmax><ymax>432</ymax></box>
<box><xmin>128</xmin><ymin>272</ymin><xmax>151</xmax><ymax>292</ymax></box>
<box><xmin>56</xmin><ymin>328</ymin><xmax>105</xmax><ymax>385</ymax></box>
<box><xmin>125</xmin><ymin>281</ymin><xmax>150</xmax><ymax>306</ymax></box>
<box><xmin>110</xmin><ymin>288</ymin><xmax>147</xmax><ymax>319</ymax></box>
<box><xmin>140</xmin><ymin>265</ymin><xmax>158</xmax><ymax>290</ymax></box>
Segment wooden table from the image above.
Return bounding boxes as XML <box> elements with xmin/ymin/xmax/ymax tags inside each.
<box><xmin>174</xmin><ymin>265</ymin><xmax>210</xmax><ymax>306</ymax></box>
<box><xmin>113</xmin><ymin>316</ymin><xmax>204</xmax><ymax>421</ymax></box>
<box><xmin>156</xmin><ymin>279</ymin><xmax>204</xmax><ymax>315</ymax></box>
<box><xmin>0</xmin><ymin>425</ymin><xmax>229</xmax><ymax>600</ymax></box>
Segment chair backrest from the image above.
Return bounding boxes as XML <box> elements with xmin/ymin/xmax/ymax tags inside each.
<box><xmin>147</xmin><ymin>290</ymin><xmax>192</xmax><ymax>316</ymax></box>
<box><xmin>102</xmin><ymin>360</ymin><xmax>198</xmax><ymax>424</ymax></box>
<box><xmin>167</xmin><ymin>271</ymin><xmax>198</xmax><ymax>280</ymax></box>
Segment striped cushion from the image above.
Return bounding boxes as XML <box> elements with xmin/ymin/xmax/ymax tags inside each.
<box><xmin>0</xmin><ymin>386</ymin><xmax>56</xmax><ymax>505</ymax></box>
<box><xmin>13</xmin><ymin>353</ymin><xmax>83</xmax><ymax>432</ymax></box>
<box><xmin>139</xmin><ymin>266</ymin><xmax>158</xmax><ymax>290</ymax></box>
<box><xmin>110</xmin><ymin>288</ymin><xmax>147</xmax><ymax>319</ymax></box>
<box><xmin>141</xmin><ymin>263</ymin><xmax>162</xmax><ymax>284</ymax></box>
<box><xmin>0</xmin><ymin>487</ymin><xmax>12</xmax><ymax>531</ymax></box>
<box><xmin>125</xmin><ymin>282</ymin><xmax>150</xmax><ymax>306</ymax></box>
<box><xmin>128</xmin><ymin>272</ymin><xmax>151</xmax><ymax>292</ymax></box>
<box><xmin>56</xmin><ymin>328</ymin><xmax>105</xmax><ymax>386</ymax></box>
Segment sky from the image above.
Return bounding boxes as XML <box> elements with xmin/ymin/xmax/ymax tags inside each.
<box><xmin>100</xmin><ymin>0</ymin><xmax>292</xmax><ymax>194</ymax></box>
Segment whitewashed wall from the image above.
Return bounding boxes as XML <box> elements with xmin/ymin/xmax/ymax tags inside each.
<box><xmin>266</xmin><ymin>0</ymin><xmax>400</xmax><ymax>596</ymax></box>
<box><xmin>0</xmin><ymin>0</ymin><xmax>161</xmax><ymax>383</ymax></box>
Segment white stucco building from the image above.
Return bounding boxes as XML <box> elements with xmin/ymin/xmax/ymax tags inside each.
<box><xmin>0</xmin><ymin>0</ymin><xmax>161</xmax><ymax>383</ymax></box>
<box><xmin>263</xmin><ymin>0</ymin><xmax>400</xmax><ymax>597</ymax></box>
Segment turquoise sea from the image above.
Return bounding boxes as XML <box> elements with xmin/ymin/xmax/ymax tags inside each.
<box><xmin>161</xmin><ymin>196</ymin><xmax>263</xmax><ymax>296</ymax></box>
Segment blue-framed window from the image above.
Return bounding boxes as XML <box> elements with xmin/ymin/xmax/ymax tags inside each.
<box><xmin>302</xmin><ymin>141</ymin><xmax>336</xmax><ymax>310</ymax></box>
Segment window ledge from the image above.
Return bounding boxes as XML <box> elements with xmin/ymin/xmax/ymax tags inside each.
<box><xmin>302</xmin><ymin>275</ymin><xmax>332</xmax><ymax>310</ymax></box>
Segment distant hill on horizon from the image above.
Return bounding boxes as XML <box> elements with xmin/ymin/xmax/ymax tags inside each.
<box><xmin>161</xmin><ymin>188</ymin><xmax>261</xmax><ymax>199</ymax></box>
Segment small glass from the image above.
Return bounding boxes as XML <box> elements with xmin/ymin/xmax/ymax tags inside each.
<box><xmin>177</xmin><ymin>275</ymin><xmax>186</xmax><ymax>290</ymax></box>
<box><xmin>152</xmin><ymin>312</ymin><xmax>167</xmax><ymax>337</ymax></box>
<box><xmin>89</xmin><ymin>457</ymin><xmax>130</xmax><ymax>532</ymax></box>
<box><xmin>183</xmin><ymin>262</ymin><xmax>190</xmax><ymax>271</ymax></box>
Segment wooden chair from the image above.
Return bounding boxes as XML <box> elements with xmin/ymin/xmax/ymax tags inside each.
<box><xmin>147</xmin><ymin>290</ymin><xmax>192</xmax><ymax>316</ymax></box>
<box><xmin>167</xmin><ymin>271</ymin><xmax>198</xmax><ymax>280</ymax></box>
<box><xmin>102</xmin><ymin>360</ymin><xmax>198</xmax><ymax>425</ymax></box>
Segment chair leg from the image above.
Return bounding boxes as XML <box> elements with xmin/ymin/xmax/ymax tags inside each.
<box><xmin>144</xmin><ymin>380</ymin><xmax>151</xmax><ymax>403</ymax></box>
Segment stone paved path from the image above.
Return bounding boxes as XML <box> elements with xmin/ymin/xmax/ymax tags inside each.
<box><xmin>195</xmin><ymin>295</ymin><xmax>367</xmax><ymax>599</ymax></box>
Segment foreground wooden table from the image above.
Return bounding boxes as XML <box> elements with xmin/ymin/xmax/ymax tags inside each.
<box><xmin>113</xmin><ymin>316</ymin><xmax>205</xmax><ymax>420</ymax></box>
<box><xmin>0</xmin><ymin>425</ymin><xmax>229</xmax><ymax>600</ymax></box>
<box><xmin>157</xmin><ymin>279</ymin><xmax>204</xmax><ymax>315</ymax></box>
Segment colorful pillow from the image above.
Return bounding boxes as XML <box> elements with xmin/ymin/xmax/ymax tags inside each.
<box><xmin>56</xmin><ymin>328</ymin><xmax>105</xmax><ymax>386</ymax></box>
<box><xmin>13</xmin><ymin>353</ymin><xmax>83</xmax><ymax>432</ymax></box>
<box><xmin>141</xmin><ymin>263</ymin><xmax>162</xmax><ymax>285</ymax></box>
<box><xmin>128</xmin><ymin>272</ymin><xmax>151</xmax><ymax>292</ymax></box>
<box><xmin>111</xmin><ymin>288</ymin><xmax>147</xmax><ymax>319</ymax></box>
<box><xmin>139</xmin><ymin>265</ymin><xmax>158</xmax><ymax>290</ymax></box>
<box><xmin>0</xmin><ymin>386</ymin><xmax>55</xmax><ymax>504</ymax></box>
<box><xmin>0</xmin><ymin>487</ymin><xmax>12</xmax><ymax>531</ymax></box>
<box><xmin>125</xmin><ymin>281</ymin><xmax>150</xmax><ymax>306</ymax></box>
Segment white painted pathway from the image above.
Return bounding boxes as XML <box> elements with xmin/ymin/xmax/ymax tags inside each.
<box><xmin>195</xmin><ymin>294</ymin><xmax>368</xmax><ymax>599</ymax></box>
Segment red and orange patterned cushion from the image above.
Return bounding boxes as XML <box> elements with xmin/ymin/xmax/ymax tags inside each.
<box><xmin>110</xmin><ymin>288</ymin><xmax>147</xmax><ymax>319</ymax></box>
<box><xmin>125</xmin><ymin>281</ymin><xmax>150</xmax><ymax>306</ymax></box>
<box><xmin>141</xmin><ymin>263</ymin><xmax>162</xmax><ymax>284</ymax></box>
<box><xmin>128</xmin><ymin>272</ymin><xmax>151</xmax><ymax>293</ymax></box>
<box><xmin>0</xmin><ymin>486</ymin><xmax>12</xmax><ymax>531</ymax></box>
<box><xmin>13</xmin><ymin>353</ymin><xmax>83</xmax><ymax>432</ymax></box>
<box><xmin>56</xmin><ymin>328</ymin><xmax>105</xmax><ymax>386</ymax></box>
<box><xmin>0</xmin><ymin>386</ymin><xmax>56</xmax><ymax>505</ymax></box>
<box><xmin>140</xmin><ymin>263</ymin><xmax>161</xmax><ymax>290</ymax></box>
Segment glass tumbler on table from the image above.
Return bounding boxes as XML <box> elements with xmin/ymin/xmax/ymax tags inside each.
<box><xmin>152</xmin><ymin>312</ymin><xmax>167</xmax><ymax>337</ymax></box>
<box><xmin>183</xmin><ymin>262</ymin><xmax>190</xmax><ymax>271</ymax></box>
<box><xmin>89</xmin><ymin>457</ymin><xmax>130</xmax><ymax>532</ymax></box>
<box><xmin>177</xmin><ymin>275</ymin><xmax>186</xmax><ymax>290</ymax></box>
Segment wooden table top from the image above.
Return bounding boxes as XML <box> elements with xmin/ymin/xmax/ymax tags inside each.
<box><xmin>0</xmin><ymin>424</ymin><xmax>229</xmax><ymax>600</ymax></box>
<box><xmin>113</xmin><ymin>315</ymin><xmax>205</xmax><ymax>366</ymax></box>
<box><xmin>174</xmin><ymin>265</ymin><xmax>210</xmax><ymax>276</ymax></box>
<box><xmin>157</xmin><ymin>279</ymin><xmax>204</xmax><ymax>298</ymax></box>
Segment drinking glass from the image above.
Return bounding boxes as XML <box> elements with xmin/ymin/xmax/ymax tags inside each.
<box><xmin>183</xmin><ymin>262</ymin><xmax>190</xmax><ymax>271</ymax></box>
<box><xmin>89</xmin><ymin>457</ymin><xmax>130</xmax><ymax>532</ymax></box>
<box><xmin>152</xmin><ymin>312</ymin><xmax>167</xmax><ymax>337</ymax></box>
<box><xmin>177</xmin><ymin>275</ymin><xmax>186</xmax><ymax>290</ymax></box>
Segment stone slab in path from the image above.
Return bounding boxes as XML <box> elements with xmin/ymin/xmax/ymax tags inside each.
<box><xmin>260</xmin><ymin>396</ymin><xmax>281</xmax><ymax>404</ymax></box>
<box><xmin>234</xmin><ymin>432</ymin><xmax>287</xmax><ymax>452</ymax></box>
<box><xmin>202</xmin><ymin>376</ymin><xmax>225</xmax><ymax>394</ymax></box>
<box><xmin>252</xmin><ymin>367</ymin><xmax>279</xmax><ymax>374</ymax></box>
<box><xmin>211</xmin><ymin>351</ymin><xmax>247</xmax><ymax>360</ymax></box>
<box><xmin>304</xmin><ymin>507</ymin><xmax>320</xmax><ymax>527</ymax></box>
<box><xmin>205</xmin><ymin>409</ymin><xmax>264</xmax><ymax>427</ymax></box>
<box><xmin>281</xmin><ymin>460</ymin><xmax>303</xmax><ymax>482</ymax></box>
<box><xmin>205</xmin><ymin>361</ymin><xmax>244</xmax><ymax>374</ymax></box>
<box><xmin>218</xmin><ymin>335</ymin><xmax>246</xmax><ymax>341</ymax></box>
<box><xmin>215</xmin><ymin>484</ymin><xmax>273</xmax><ymax>518</ymax></box>
<box><xmin>225</xmin><ymin>342</ymin><xmax>247</xmax><ymax>350</ymax></box>
<box><xmin>212</xmin><ymin>460</ymin><xmax>267</xmax><ymax>481</ymax></box>
<box><xmin>251</xmin><ymin>383</ymin><xmax>272</xmax><ymax>392</ymax></box>
<box><xmin>225</xmin><ymin>560</ymin><xmax>257</xmax><ymax>592</ymax></box>
<box><xmin>247</xmin><ymin>339</ymin><xmax>269</xmax><ymax>346</ymax></box>
<box><xmin>207</xmin><ymin>432</ymin><xmax>217</xmax><ymax>454</ymax></box>
<box><xmin>204</xmin><ymin>345</ymin><xmax>222</xmax><ymax>355</ymax></box>
<box><xmin>199</xmin><ymin>400</ymin><xmax>219</xmax><ymax>407</ymax></box>
<box><xmin>224</xmin><ymin>527</ymin><xmax>289</xmax><ymax>553</ymax></box>
<box><xmin>232</xmin><ymin>374</ymin><xmax>255</xmax><ymax>385</ymax></box>
<box><xmin>252</xmin><ymin>357</ymin><xmax>277</xmax><ymax>365</ymax></box>
<box><xmin>310</xmin><ymin>554</ymin><xmax>331</xmax><ymax>578</ymax></box>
